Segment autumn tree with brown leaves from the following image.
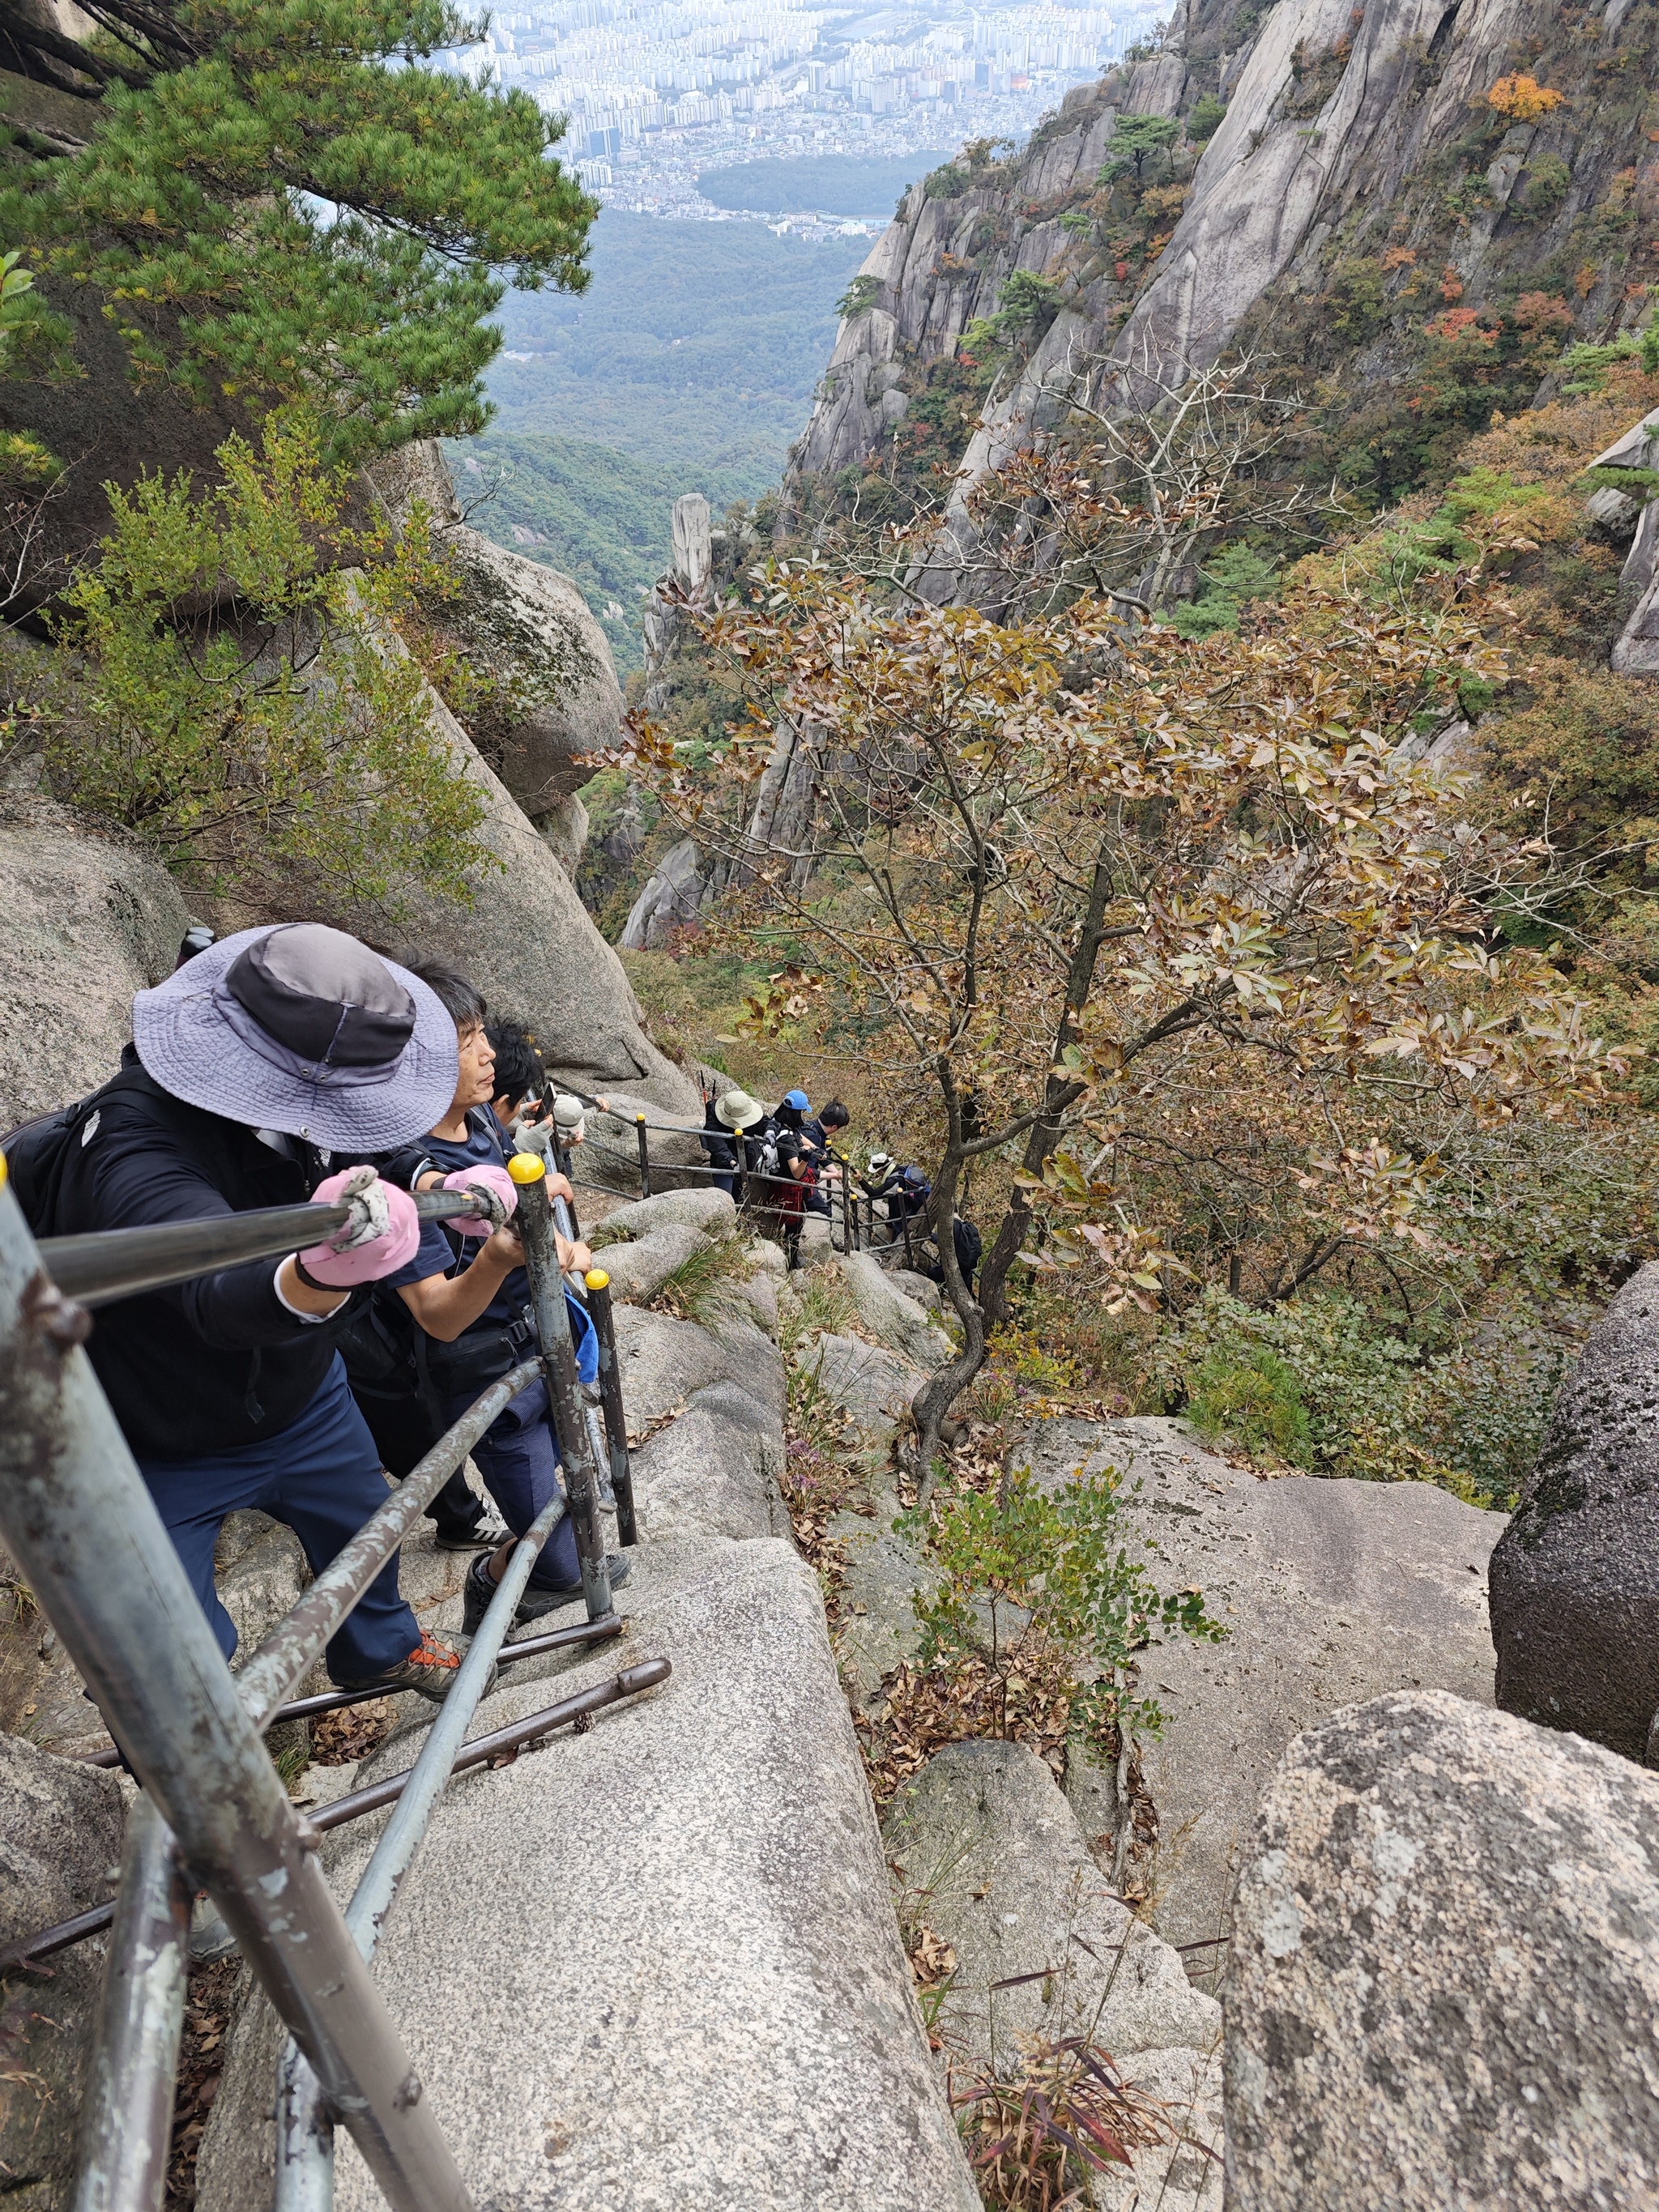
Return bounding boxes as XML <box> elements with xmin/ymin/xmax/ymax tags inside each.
<box><xmin>618</xmin><ymin>497</ymin><xmax>1626</xmax><ymax>1492</ymax></box>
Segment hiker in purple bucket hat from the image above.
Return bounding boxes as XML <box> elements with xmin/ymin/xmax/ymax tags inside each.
<box><xmin>48</xmin><ymin>922</ymin><xmax>493</xmax><ymax>1702</ymax></box>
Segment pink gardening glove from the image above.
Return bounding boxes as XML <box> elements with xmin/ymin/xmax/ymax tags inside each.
<box><xmin>299</xmin><ymin>1166</ymin><xmax>420</xmax><ymax>1286</ymax></box>
<box><xmin>439</xmin><ymin>1163</ymin><xmax>518</xmax><ymax>1237</ymax></box>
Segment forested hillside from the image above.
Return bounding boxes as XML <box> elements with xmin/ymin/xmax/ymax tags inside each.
<box><xmin>613</xmin><ymin>0</ymin><xmax>1659</xmax><ymax>1511</ymax></box>
<box><xmin>457</xmin><ymin>212</ymin><xmax>868</xmax><ymax>666</ymax></box>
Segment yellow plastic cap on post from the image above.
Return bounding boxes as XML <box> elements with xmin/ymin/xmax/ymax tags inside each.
<box><xmin>585</xmin><ymin>1268</ymin><xmax>611</xmax><ymax>1291</ymax></box>
<box><xmin>507</xmin><ymin>1152</ymin><xmax>546</xmax><ymax>1186</ymax></box>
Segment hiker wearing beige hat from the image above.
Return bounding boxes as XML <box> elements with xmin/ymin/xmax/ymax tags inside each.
<box><xmin>699</xmin><ymin>1085</ymin><xmax>766</xmax><ymax>1196</ymax></box>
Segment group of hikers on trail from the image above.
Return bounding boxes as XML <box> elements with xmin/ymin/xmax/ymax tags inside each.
<box><xmin>694</xmin><ymin>1083</ymin><xmax>979</xmax><ymax>1288</ymax></box>
<box><xmin>2</xmin><ymin>916</ymin><xmax>979</xmax><ymax>1740</ymax></box>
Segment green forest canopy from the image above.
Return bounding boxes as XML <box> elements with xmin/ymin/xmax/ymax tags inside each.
<box><xmin>455</xmin><ymin>211</ymin><xmax>868</xmax><ymax>667</ymax></box>
<box><xmin>697</xmin><ymin>151</ymin><xmax>954</xmax><ymax>218</ymax></box>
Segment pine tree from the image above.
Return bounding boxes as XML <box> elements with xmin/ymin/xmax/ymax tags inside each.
<box><xmin>1097</xmin><ymin>113</ymin><xmax>1179</xmax><ymax>186</ymax></box>
<box><xmin>2</xmin><ymin>0</ymin><xmax>595</xmax><ymax>458</ymax></box>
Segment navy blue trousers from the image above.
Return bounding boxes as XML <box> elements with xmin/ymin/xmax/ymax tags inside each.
<box><xmin>442</xmin><ymin>1375</ymin><xmax>582</xmax><ymax>1590</ymax></box>
<box><xmin>139</xmin><ymin>1358</ymin><xmax>422</xmax><ymax>1684</ymax></box>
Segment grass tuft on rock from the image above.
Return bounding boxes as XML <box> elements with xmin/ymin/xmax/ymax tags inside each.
<box><xmin>650</xmin><ymin>1235</ymin><xmax>758</xmax><ymax>1326</ymax></box>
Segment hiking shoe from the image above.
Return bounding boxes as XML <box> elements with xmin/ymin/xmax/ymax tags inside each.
<box><xmin>339</xmin><ymin>1630</ymin><xmax>464</xmax><ymax>1705</ymax></box>
<box><xmin>517</xmin><ymin>1551</ymin><xmax>631</xmax><ymax>1623</ymax></box>
<box><xmin>433</xmin><ymin>1518</ymin><xmax>510</xmax><ymax>1553</ymax></box>
<box><xmin>464</xmin><ymin>1549</ymin><xmax>631</xmax><ymax>1634</ymax></box>
<box><xmin>463</xmin><ymin>1551</ymin><xmax>500</xmax><ymax>1637</ymax></box>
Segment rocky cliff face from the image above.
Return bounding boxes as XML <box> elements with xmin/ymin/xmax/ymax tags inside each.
<box><xmin>789</xmin><ymin>0</ymin><xmax>1657</xmax><ymax>518</ymax></box>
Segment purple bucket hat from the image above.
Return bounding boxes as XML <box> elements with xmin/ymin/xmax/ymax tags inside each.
<box><xmin>131</xmin><ymin>923</ymin><xmax>459</xmax><ymax>1151</ymax></box>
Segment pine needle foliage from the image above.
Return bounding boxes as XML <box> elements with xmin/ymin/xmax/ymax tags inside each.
<box><xmin>6</xmin><ymin>0</ymin><xmax>596</xmax><ymax>458</ymax></box>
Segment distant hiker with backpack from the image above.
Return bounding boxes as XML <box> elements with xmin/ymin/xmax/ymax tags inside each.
<box><xmin>29</xmin><ymin>923</ymin><xmax>472</xmax><ymax>1703</ymax></box>
<box><xmin>376</xmin><ymin>965</ymin><xmax>630</xmax><ymax>1637</ymax></box>
<box><xmin>698</xmin><ymin>1086</ymin><xmax>766</xmax><ymax>1197</ymax></box>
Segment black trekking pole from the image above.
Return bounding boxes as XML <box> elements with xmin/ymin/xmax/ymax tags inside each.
<box><xmin>506</xmin><ymin>1155</ymin><xmax>610</xmax><ymax>1619</ymax></box>
<box><xmin>634</xmin><ymin>1113</ymin><xmax>652</xmax><ymax>1199</ymax></box>
<box><xmin>581</xmin><ymin>1269</ymin><xmax>638</xmax><ymax>1546</ymax></box>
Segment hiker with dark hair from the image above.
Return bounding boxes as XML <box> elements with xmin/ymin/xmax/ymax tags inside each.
<box><xmin>41</xmin><ymin>924</ymin><xmax>472</xmax><ymax>1701</ymax></box>
<box><xmin>485</xmin><ymin>1016</ymin><xmax>545</xmax><ymax>1134</ymax></box>
<box><xmin>777</xmin><ymin>1088</ymin><xmax>841</xmax><ymax>1218</ymax></box>
<box><xmin>761</xmin><ymin>1132</ymin><xmax>816</xmax><ymax>1268</ymax></box>
<box><xmin>382</xmin><ymin>965</ymin><xmax>630</xmax><ymax>1634</ymax></box>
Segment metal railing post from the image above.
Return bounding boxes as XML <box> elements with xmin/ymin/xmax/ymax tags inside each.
<box><xmin>71</xmin><ymin>1796</ymin><xmax>191</xmax><ymax>2212</ymax></box>
<box><xmin>507</xmin><ymin>1157</ymin><xmax>611</xmax><ymax>1617</ymax></box>
<box><xmin>634</xmin><ymin>1114</ymin><xmax>652</xmax><ymax>1198</ymax></box>
<box><xmin>278</xmin><ymin>1478</ymin><xmax>571</xmax><ymax>2212</ymax></box>
<box><xmin>582</xmin><ymin>1269</ymin><xmax>637</xmax><ymax>1545</ymax></box>
<box><xmin>0</xmin><ymin>1185</ymin><xmax>472</xmax><ymax>2212</ymax></box>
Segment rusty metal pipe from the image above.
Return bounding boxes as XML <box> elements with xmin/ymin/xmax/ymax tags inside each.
<box><xmin>70</xmin><ymin>1795</ymin><xmax>191</xmax><ymax>2212</ymax></box>
<box><xmin>75</xmin><ymin>1612</ymin><xmax>625</xmax><ymax>1769</ymax></box>
<box><xmin>1</xmin><ymin>1644</ymin><xmax>657</xmax><ymax>1981</ymax></box>
<box><xmin>0</xmin><ymin>1188</ymin><xmax>471</xmax><ymax>2212</ymax></box>
<box><xmin>307</xmin><ymin>1659</ymin><xmax>672</xmax><ymax>1834</ymax></box>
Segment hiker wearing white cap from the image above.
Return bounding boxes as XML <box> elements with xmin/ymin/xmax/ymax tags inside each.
<box><xmin>45</xmin><ymin>923</ymin><xmax>472</xmax><ymax>1702</ymax></box>
<box><xmin>700</xmin><ymin>1085</ymin><xmax>765</xmax><ymax>1197</ymax></box>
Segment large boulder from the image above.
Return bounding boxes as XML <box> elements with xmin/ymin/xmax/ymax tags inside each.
<box><xmin>1021</xmin><ymin>1417</ymin><xmax>1503</xmax><ymax>1954</ymax></box>
<box><xmin>199</xmin><ymin>1539</ymin><xmax>980</xmax><ymax>2212</ymax></box>
<box><xmin>366</xmin><ymin>442</ymin><xmax>623</xmax><ymax>826</ymax></box>
<box><xmin>0</xmin><ymin>1734</ymin><xmax>127</xmax><ymax>2212</ymax></box>
<box><xmin>886</xmin><ymin>1740</ymin><xmax>1224</xmax><ymax>2212</ymax></box>
<box><xmin>1490</xmin><ymin>1262</ymin><xmax>1659</xmax><ymax>1762</ymax></box>
<box><xmin>612</xmin><ymin>1302</ymin><xmax>784</xmax><ymax>1431</ymax></box>
<box><xmin>315</xmin><ymin>624</ymin><xmax>698</xmax><ymax>1116</ymax></box>
<box><xmin>629</xmin><ymin>1379</ymin><xmax>790</xmax><ymax>1546</ymax></box>
<box><xmin>591</xmin><ymin>1221</ymin><xmax>707</xmax><ymax>1306</ymax></box>
<box><xmin>619</xmin><ymin>836</ymin><xmax>708</xmax><ymax>952</ymax></box>
<box><xmin>1226</xmin><ymin>1691</ymin><xmax>1659</xmax><ymax>2210</ymax></box>
<box><xmin>824</xmin><ymin>1252</ymin><xmax>954</xmax><ymax>1370</ymax></box>
<box><xmin>804</xmin><ymin>1333</ymin><xmax>925</xmax><ymax>1444</ymax></box>
<box><xmin>439</xmin><ymin>531</ymin><xmax>624</xmax><ymax>821</ymax></box>
<box><xmin>595</xmin><ymin>1187</ymin><xmax>736</xmax><ymax>1243</ymax></box>
<box><xmin>0</xmin><ymin>799</ymin><xmax>189</xmax><ymax>1129</ymax></box>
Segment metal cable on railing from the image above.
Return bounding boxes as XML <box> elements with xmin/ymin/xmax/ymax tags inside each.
<box><xmin>0</xmin><ymin>1150</ymin><xmax>666</xmax><ymax>2212</ymax></box>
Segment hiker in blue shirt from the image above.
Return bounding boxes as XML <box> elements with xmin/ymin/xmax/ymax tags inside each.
<box><xmin>379</xmin><ymin>965</ymin><xmax>628</xmax><ymax>1634</ymax></box>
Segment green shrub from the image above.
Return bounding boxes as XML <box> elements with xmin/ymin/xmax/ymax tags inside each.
<box><xmin>1187</xmin><ymin>93</ymin><xmax>1227</xmax><ymax>142</ymax></box>
<box><xmin>906</xmin><ymin>1464</ymin><xmax>1222</xmax><ymax>1750</ymax></box>
<box><xmin>1185</xmin><ymin>1347</ymin><xmax>1311</xmax><ymax>1465</ymax></box>
<box><xmin>1171</xmin><ymin>542</ymin><xmax>1280</xmax><ymax>637</ymax></box>
<box><xmin>924</xmin><ymin>163</ymin><xmax>971</xmax><ymax>200</ymax></box>
<box><xmin>837</xmin><ymin>273</ymin><xmax>882</xmax><ymax>319</ymax></box>
<box><xmin>1157</xmin><ymin>1287</ymin><xmax>1560</xmax><ymax>1507</ymax></box>
<box><xmin>46</xmin><ymin>409</ymin><xmax>490</xmax><ymax>909</ymax></box>
<box><xmin>1520</xmin><ymin>151</ymin><xmax>1572</xmax><ymax>217</ymax></box>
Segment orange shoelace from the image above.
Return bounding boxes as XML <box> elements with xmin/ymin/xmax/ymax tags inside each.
<box><xmin>412</xmin><ymin>1630</ymin><xmax>459</xmax><ymax>1672</ymax></box>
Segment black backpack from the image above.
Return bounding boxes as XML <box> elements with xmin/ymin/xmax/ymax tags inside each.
<box><xmin>2</xmin><ymin>1064</ymin><xmax>193</xmax><ymax>1237</ymax></box>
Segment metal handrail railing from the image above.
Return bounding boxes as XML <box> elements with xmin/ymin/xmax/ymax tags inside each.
<box><xmin>0</xmin><ymin>1149</ymin><xmax>665</xmax><ymax>2212</ymax></box>
<box><xmin>38</xmin><ymin>1187</ymin><xmax>497</xmax><ymax>1308</ymax></box>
